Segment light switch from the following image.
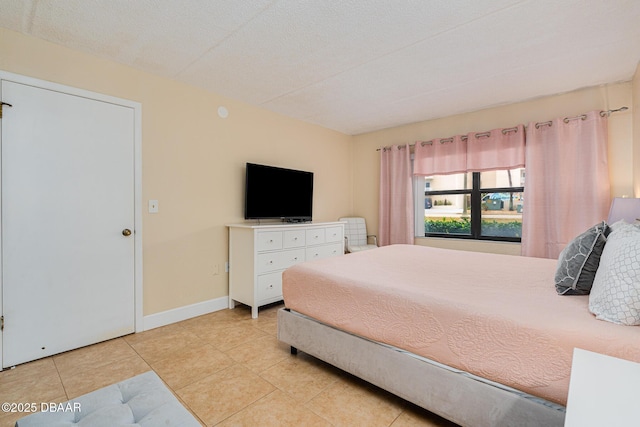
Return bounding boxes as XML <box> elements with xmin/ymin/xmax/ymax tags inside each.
<box><xmin>148</xmin><ymin>199</ymin><xmax>159</xmax><ymax>213</ymax></box>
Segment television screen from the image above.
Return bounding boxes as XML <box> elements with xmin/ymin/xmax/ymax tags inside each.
<box><xmin>244</xmin><ymin>163</ymin><xmax>313</xmax><ymax>221</ymax></box>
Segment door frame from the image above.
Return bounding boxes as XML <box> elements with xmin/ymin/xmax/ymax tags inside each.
<box><xmin>0</xmin><ymin>70</ymin><xmax>143</xmax><ymax>369</ymax></box>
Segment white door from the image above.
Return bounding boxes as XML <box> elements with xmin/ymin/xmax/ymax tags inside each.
<box><xmin>1</xmin><ymin>79</ymin><xmax>136</xmax><ymax>367</ymax></box>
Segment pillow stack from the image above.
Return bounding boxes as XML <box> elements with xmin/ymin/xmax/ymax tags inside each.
<box><xmin>588</xmin><ymin>222</ymin><xmax>640</xmax><ymax>326</ymax></box>
<box><xmin>555</xmin><ymin>220</ymin><xmax>640</xmax><ymax>326</ymax></box>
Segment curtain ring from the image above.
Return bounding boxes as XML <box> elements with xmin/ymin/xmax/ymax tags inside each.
<box><xmin>563</xmin><ymin>114</ymin><xmax>587</xmax><ymax>123</ymax></box>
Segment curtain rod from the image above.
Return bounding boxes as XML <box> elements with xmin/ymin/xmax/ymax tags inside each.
<box><xmin>376</xmin><ymin>106</ymin><xmax>628</xmax><ymax>151</ymax></box>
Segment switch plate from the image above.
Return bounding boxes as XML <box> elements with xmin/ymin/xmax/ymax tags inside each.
<box><xmin>148</xmin><ymin>200</ymin><xmax>159</xmax><ymax>213</ymax></box>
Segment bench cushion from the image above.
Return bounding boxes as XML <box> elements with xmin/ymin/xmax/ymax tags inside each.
<box><xmin>15</xmin><ymin>371</ymin><xmax>200</xmax><ymax>427</ymax></box>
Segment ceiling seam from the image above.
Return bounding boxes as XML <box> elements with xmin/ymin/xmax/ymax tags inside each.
<box><xmin>22</xmin><ymin>0</ymin><xmax>38</xmax><ymax>33</ymax></box>
<box><xmin>172</xmin><ymin>0</ymin><xmax>278</xmax><ymax>79</ymax></box>
<box><xmin>258</xmin><ymin>0</ymin><xmax>532</xmax><ymax>107</ymax></box>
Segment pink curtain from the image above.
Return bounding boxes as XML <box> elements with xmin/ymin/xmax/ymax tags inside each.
<box><xmin>521</xmin><ymin>111</ymin><xmax>610</xmax><ymax>258</ymax></box>
<box><xmin>379</xmin><ymin>144</ymin><xmax>414</xmax><ymax>246</ymax></box>
<box><xmin>466</xmin><ymin>125</ymin><xmax>525</xmax><ymax>171</ymax></box>
<box><xmin>414</xmin><ymin>135</ymin><xmax>467</xmax><ymax>176</ymax></box>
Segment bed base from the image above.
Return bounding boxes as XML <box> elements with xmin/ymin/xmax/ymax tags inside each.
<box><xmin>277</xmin><ymin>308</ymin><xmax>565</xmax><ymax>427</ymax></box>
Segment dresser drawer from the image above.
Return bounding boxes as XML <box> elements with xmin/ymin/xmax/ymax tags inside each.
<box><xmin>256</xmin><ymin>231</ymin><xmax>283</xmax><ymax>252</ymax></box>
<box><xmin>325</xmin><ymin>226</ymin><xmax>343</xmax><ymax>243</ymax></box>
<box><xmin>306</xmin><ymin>228</ymin><xmax>326</xmax><ymax>245</ymax></box>
<box><xmin>257</xmin><ymin>248</ymin><xmax>305</xmax><ymax>273</ymax></box>
<box><xmin>257</xmin><ymin>272</ymin><xmax>283</xmax><ymax>301</ymax></box>
<box><xmin>283</xmin><ymin>229</ymin><xmax>306</xmax><ymax>248</ymax></box>
<box><xmin>306</xmin><ymin>243</ymin><xmax>343</xmax><ymax>261</ymax></box>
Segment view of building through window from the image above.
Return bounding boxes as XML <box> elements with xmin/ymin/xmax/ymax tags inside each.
<box><xmin>418</xmin><ymin>168</ymin><xmax>525</xmax><ymax>240</ymax></box>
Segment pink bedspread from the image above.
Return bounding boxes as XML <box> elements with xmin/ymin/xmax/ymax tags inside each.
<box><xmin>282</xmin><ymin>244</ymin><xmax>640</xmax><ymax>406</ymax></box>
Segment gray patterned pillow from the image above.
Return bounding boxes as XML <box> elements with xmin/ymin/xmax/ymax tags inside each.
<box><xmin>555</xmin><ymin>221</ymin><xmax>610</xmax><ymax>295</ymax></box>
<box><xmin>589</xmin><ymin>223</ymin><xmax>640</xmax><ymax>325</ymax></box>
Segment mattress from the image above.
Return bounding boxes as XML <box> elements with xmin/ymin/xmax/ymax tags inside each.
<box><xmin>282</xmin><ymin>244</ymin><xmax>640</xmax><ymax>406</ymax></box>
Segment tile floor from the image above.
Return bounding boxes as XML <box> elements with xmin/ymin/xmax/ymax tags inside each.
<box><xmin>0</xmin><ymin>303</ymin><xmax>459</xmax><ymax>427</ymax></box>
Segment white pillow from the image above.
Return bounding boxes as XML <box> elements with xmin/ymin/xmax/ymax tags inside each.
<box><xmin>589</xmin><ymin>222</ymin><xmax>640</xmax><ymax>325</ymax></box>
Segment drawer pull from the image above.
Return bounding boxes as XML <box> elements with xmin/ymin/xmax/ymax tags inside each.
<box><xmin>269</xmin><ymin>260</ymin><xmax>273</xmax><ymax>264</ymax></box>
<box><xmin>293</xmin><ymin>257</ymin><xmax>298</xmax><ymax>261</ymax></box>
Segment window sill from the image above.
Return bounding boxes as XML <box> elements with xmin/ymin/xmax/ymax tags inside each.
<box><xmin>414</xmin><ymin>236</ymin><xmax>522</xmax><ymax>256</ymax></box>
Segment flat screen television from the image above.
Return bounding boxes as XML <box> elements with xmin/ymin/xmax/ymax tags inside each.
<box><xmin>244</xmin><ymin>163</ymin><xmax>314</xmax><ymax>221</ymax></box>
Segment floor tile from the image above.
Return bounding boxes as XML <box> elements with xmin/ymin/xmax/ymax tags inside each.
<box><xmin>180</xmin><ymin>313</ymin><xmax>256</xmax><ymax>338</ymax></box>
<box><xmin>249</xmin><ymin>303</ymin><xmax>282</xmax><ymax>334</ymax></box>
<box><xmin>217</xmin><ymin>389</ymin><xmax>331</xmax><ymax>427</ymax></box>
<box><xmin>176</xmin><ymin>364</ymin><xmax>275</xmax><ymax>426</ymax></box>
<box><xmin>173</xmin><ymin>393</ymin><xmax>207</xmax><ymax>427</ymax></box>
<box><xmin>306</xmin><ymin>374</ymin><xmax>404</xmax><ymax>427</ymax></box>
<box><xmin>150</xmin><ymin>343</ymin><xmax>235</xmax><ymax>389</ymax></box>
<box><xmin>226</xmin><ymin>335</ymin><xmax>290</xmax><ymax>373</ymax></box>
<box><xmin>260</xmin><ymin>352</ymin><xmax>341</xmax><ymax>403</ymax></box>
<box><xmin>194</xmin><ymin>323</ymin><xmax>268</xmax><ymax>352</ymax></box>
<box><xmin>123</xmin><ymin>322</ymin><xmax>186</xmax><ymax>346</ymax></box>
<box><xmin>128</xmin><ymin>329</ymin><xmax>204</xmax><ymax>364</ymax></box>
<box><xmin>0</xmin><ymin>369</ymin><xmax>66</xmax><ymax>404</ymax></box>
<box><xmin>0</xmin><ymin>357</ymin><xmax>57</xmax><ymax>385</ymax></box>
<box><xmin>53</xmin><ymin>338</ymin><xmax>137</xmax><ymax>377</ymax></box>
<box><xmin>253</xmin><ymin>316</ymin><xmax>278</xmax><ymax>335</ymax></box>
<box><xmin>178</xmin><ymin>308</ymin><xmax>250</xmax><ymax>331</ymax></box>
<box><xmin>60</xmin><ymin>355</ymin><xmax>150</xmax><ymax>399</ymax></box>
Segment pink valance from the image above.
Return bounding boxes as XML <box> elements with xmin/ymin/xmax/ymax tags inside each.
<box><xmin>413</xmin><ymin>135</ymin><xmax>467</xmax><ymax>176</ymax></box>
<box><xmin>466</xmin><ymin>124</ymin><xmax>525</xmax><ymax>172</ymax></box>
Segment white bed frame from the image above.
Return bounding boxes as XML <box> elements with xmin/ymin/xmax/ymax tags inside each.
<box><xmin>277</xmin><ymin>308</ymin><xmax>565</xmax><ymax>427</ymax></box>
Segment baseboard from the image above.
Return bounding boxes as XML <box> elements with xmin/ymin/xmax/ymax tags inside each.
<box><xmin>142</xmin><ymin>296</ymin><xmax>228</xmax><ymax>331</ymax></box>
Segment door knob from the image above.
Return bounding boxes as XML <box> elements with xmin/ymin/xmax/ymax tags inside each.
<box><xmin>122</xmin><ymin>229</ymin><xmax>132</xmax><ymax>236</ymax></box>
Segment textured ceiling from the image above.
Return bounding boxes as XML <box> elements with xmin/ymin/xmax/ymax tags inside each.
<box><xmin>1</xmin><ymin>0</ymin><xmax>639</xmax><ymax>135</ymax></box>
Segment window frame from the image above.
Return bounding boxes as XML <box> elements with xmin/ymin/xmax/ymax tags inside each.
<box><xmin>421</xmin><ymin>172</ymin><xmax>524</xmax><ymax>242</ymax></box>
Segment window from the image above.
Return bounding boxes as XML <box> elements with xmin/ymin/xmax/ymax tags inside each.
<box><xmin>416</xmin><ymin>168</ymin><xmax>524</xmax><ymax>241</ymax></box>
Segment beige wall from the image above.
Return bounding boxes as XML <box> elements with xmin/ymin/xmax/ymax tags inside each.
<box><xmin>0</xmin><ymin>28</ymin><xmax>353</xmax><ymax>316</ymax></box>
<box><xmin>353</xmin><ymin>82</ymin><xmax>634</xmax><ymax>254</ymax></box>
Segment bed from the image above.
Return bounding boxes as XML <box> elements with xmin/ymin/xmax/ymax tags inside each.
<box><xmin>277</xmin><ymin>244</ymin><xmax>640</xmax><ymax>427</ymax></box>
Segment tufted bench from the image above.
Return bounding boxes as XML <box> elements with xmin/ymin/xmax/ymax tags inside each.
<box><xmin>15</xmin><ymin>371</ymin><xmax>201</xmax><ymax>427</ymax></box>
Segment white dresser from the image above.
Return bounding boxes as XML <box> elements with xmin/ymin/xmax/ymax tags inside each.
<box><xmin>227</xmin><ymin>221</ymin><xmax>345</xmax><ymax>318</ymax></box>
